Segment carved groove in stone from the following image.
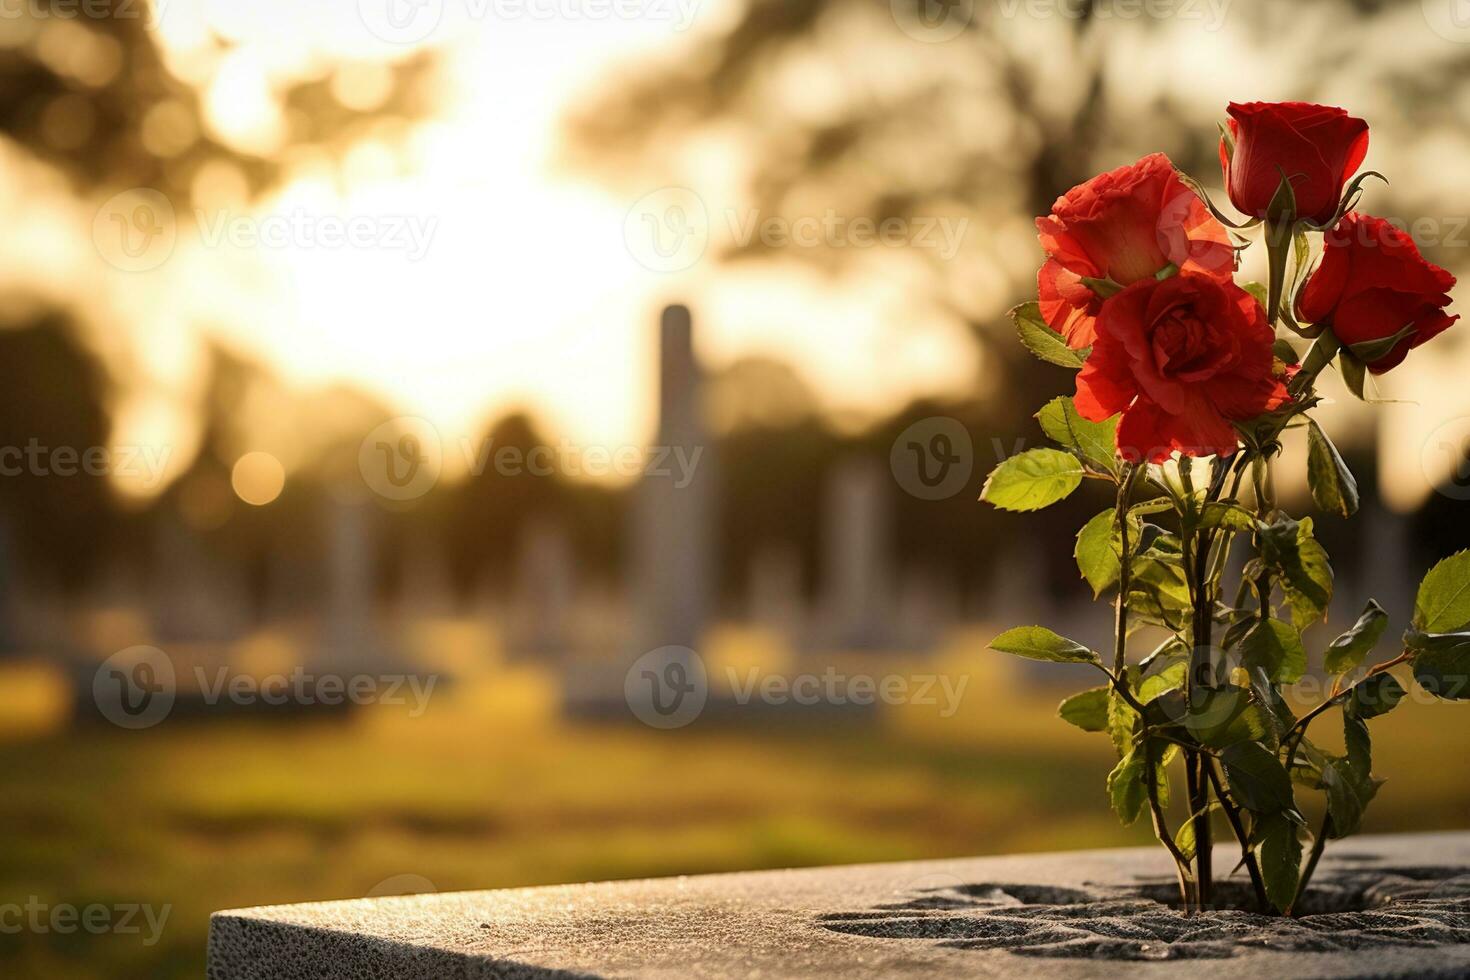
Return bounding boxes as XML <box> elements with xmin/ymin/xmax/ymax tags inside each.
<box><xmin>815</xmin><ymin>866</ymin><xmax>1470</xmax><ymax>961</ymax></box>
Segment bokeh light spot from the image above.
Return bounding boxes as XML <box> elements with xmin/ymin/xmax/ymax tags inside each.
<box><xmin>231</xmin><ymin>450</ymin><xmax>286</xmax><ymax>506</ymax></box>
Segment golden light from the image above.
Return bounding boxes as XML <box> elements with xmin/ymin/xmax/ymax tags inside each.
<box><xmin>231</xmin><ymin>450</ymin><xmax>286</xmax><ymax>506</ymax></box>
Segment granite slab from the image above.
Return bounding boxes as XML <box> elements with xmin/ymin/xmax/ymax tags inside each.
<box><xmin>208</xmin><ymin>831</ymin><xmax>1470</xmax><ymax>979</ymax></box>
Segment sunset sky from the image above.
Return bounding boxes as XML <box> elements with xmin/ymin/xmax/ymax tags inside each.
<box><xmin>3</xmin><ymin>0</ymin><xmax>1466</xmax><ymax>506</ymax></box>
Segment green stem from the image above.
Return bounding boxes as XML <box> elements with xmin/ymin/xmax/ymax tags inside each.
<box><xmin>1289</xmin><ymin>814</ymin><xmax>1332</xmax><ymax>916</ymax></box>
<box><xmin>1146</xmin><ymin>736</ymin><xmax>1197</xmax><ymax>912</ymax></box>
<box><xmin>1113</xmin><ymin>464</ymin><xmax>1142</xmax><ymax>680</ymax></box>
<box><xmin>1264</xmin><ymin>219</ymin><xmax>1295</xmax><ymax>327</ymax></box>
<box><xmin>1291</xmin><ymin>330</ymin><xmax>1342</xmax><ymax>399</ymax></box>
<box><xmin>1206</xmin><ymin>759</ymin><xmax>1270</xmax><ymax>912</ymax></box>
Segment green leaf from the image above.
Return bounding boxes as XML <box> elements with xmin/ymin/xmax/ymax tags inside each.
<box><xmin>1344</xmin><ymin>672</ymin><xmax>1404</xmax><ymax>721</ymax></box>
<box><xmin>1079</xmin><ymin>275</ymin><xmax>1125</xmax><ymax>298</ymax></box>
<box><xmin>1107</xmin><ymin>744</ymin><xmax>1149</xmax><ymax>826</ymax></box>
<box><xmin>1221</xmin><ymin>741</ymin><xmax>1296</xmax><ymax>814</ymax></box>
<box><xmin>1343</xmin><ymin>712</ymin><xmax>1372</xmax><ymax>780</ymax></box>
<box><xmin>990</xmin><ymin>626</ymin><xmax>1099</xmax><ymax>664</ymax></box>
<box><xmin>1339</xmin><ymin>349</ymin><xmax>1368</xmax><ymax>400</ymax></box>
<box><xmin>1347</xmin><ymin>324</ymin><xmax>1416</xmax><ymax>364</ymax></box>
<box><xmin>1240</xmin><ymin>618</ymin><xmax>1307</xmax><ymax>685</ymax></box>
<box><xmin>1037</xmin><ymin>397</ymin><xmax>1119</xmax><ymax>474</ymax></box>
<box><xmin>1128</xmin><ymin>536</ymin><xmax>1192</xmax><ymax>632</ymax></box>
<box><xmin>1306</xmin><ymin>420</ymin><xmax>1359</xmax><ymax>518</ymax></box>
<box><xmin>1249</xmin><ymin>665</ymin><xmax>1297</xmax><ymax>740</ymax></box>
<box><xmin>1058</xmin><ymin>687</ymin><xmax>1110</xmax><ymax>732</ymax></box>
<box><xmin>1175</xmin><ymin>801</ymin><xmax>1223</xmax><ymax>862</ymax></box>
<box><xmin>1198</xmin><ymin>501</ymin><xmax>1258</xmax><ymax>533</ymax></box>
<box><xmin>1107</xmin><ymin>683</ymin><xmax>1140</xmax><ymax>759</ymax></box>
<box><xmin>1406</xmin><ymin>628</ymin><xmax>1470</xmax><ymax>700</ymax></box>
<box><xmin>980</xmin><ymin>448</ymin><xmax>1085</xmax><ymax>512</ymax></box>
<box><xmin>1137</xmin><ymin>659</ymin><xmax>1187</xmax><ymax>704</ymax></box>
<box><xmin>1075</xmin><ymin>510</ymin><xmax>1121</xmax><ymax>598</ymax></box>
<box><xmin>1301</xmin><ymin>740</ymin><xmax>1378</xmax><ymax>839</ymax></box>
<box><xmin>1324</xmin><ymin>600</ymin><xmax>1389</xmax><ymax>676</ymax></box>
<box><xmin>1242</xmin><ymin>280</ymin><xmax>1268</xmax><ymax>312</ymax></box>
<box><xmin>1185</xmin><ymin>686</ymin><xmax>1272</xmax><ymax>750</ymax></box>
<box><xmin>1258</xmin><ymin>516</ymin><xmax>1334</xmax><ymax>629</ymax></box>
<box><xmin>1010</xmin><ymin>302</ymin><xmax>1086</xmax><ymax>369</ymax></box>
<box><xmin>1412</xmin><ymin>551</ymin><xmax>1470</xmax><ymax>633</ymax></box>
<box><xmin>1255</xmin><ymin>811</ymin><xmax>1303</xmax><ymax>913</ymax></box>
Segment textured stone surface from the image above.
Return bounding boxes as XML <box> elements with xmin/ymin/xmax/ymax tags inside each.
<box><xmin>209</xmin><ymin>831</ymin><xmax>1470</xmax><ymax>978</ymax></box>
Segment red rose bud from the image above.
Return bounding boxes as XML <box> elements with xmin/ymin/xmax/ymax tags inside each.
<box><xmin>1075</xmin><ymin>273</ymin><xmax>1289</xmax><ymax>463</ymax></box>
<box><xmin>1297</xmin><ymin>213</ymin><xmax>1458</xmax><ymax>373</ymax></box>
<box><xmin>1220</xmin><ymin>101</ymin><xmax>1369</xmax><ymax>226</ymax></box>
<box><xmin>1036</xmin><ymin>153</ymin><xmax>1233</xmax><ymax>349</ymax></box>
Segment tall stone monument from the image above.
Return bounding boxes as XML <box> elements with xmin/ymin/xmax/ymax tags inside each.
<box><xmin>630</xmin><ymin>304</ymin><xmax>714</xmax><ymax>656</ymax></box>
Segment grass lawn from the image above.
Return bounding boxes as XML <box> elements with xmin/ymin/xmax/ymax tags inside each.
<box><xmin>1</xmin><ymin>633</ymin><xmax>1466</xmax><ymax>979</ymax></box>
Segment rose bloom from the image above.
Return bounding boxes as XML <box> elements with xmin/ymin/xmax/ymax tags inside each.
<box><xmin>1297</xmin><ymin>213</ymin><xmax>1458</xmax><ymax>373</ymax></box>
<box><xmin>1036</xmin><ymin>153</ymin><xmax>1233</xmax><ymax>349</ymax></box>
<box><xmin>1075</xmin><ymin>273</ymin><xmax>1290</xmax><ymax>462</ymax></box>
<box><xmin>1220</xmin><ymin>102</ymin><xmax>1368</xmax><ymax>226</ymax></box>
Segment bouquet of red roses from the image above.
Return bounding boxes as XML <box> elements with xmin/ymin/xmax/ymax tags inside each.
<box><xmin>982</xmin><ymin>101</ymin><xmax>1466</xmax><ymax>915</ymax></box>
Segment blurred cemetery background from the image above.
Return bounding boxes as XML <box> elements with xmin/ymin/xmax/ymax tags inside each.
<box><xmin>3</xmin><ymin>0</ymin><xmax>1470</xmax><ymax>976</ymax></box>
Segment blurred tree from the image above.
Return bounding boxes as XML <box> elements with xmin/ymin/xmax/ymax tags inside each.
<box><xmin>561</xmin><ymin>0</ymin><xmax>1470</xmax><ymax>599</ymax></box>
<box><xmin>0</xmin><ymin>310</ymin><xmax>112</xmax><ymax>588</ymax></box>
<box><xmin>0</xmin><ymin>1</ymin><xmax>441</xmax><ymax>203</ymax></box>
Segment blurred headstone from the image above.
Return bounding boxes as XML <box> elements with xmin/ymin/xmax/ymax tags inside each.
<box><xmin>747</xmin><ymin>542</ymin><xmax>804</xmax><ymax>641</ymax></box>
<box><xmin>813</xmin><ymin>457</ymin><xmax>893</xmax><ymax>652</ymax></box>
<box><xmin>505</xmin><ymin>517</ymin><xmax>576</xmax><ymax>661</ymax></box>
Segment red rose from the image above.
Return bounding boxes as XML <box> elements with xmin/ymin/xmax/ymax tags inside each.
<box><xmin>1075</xmin><ymin>273</ymin><xmax>1290</xmax><ymax>463</ymax></box>
<box><xmin>1297</xmin><ymin>212</ymin><xmax>1458</xmax><ymax>373</ymax></box>
<box><xmin>1219</xmin><ymin>102</ymin><xmax>1368</xmax><ymax>226</ymax></box>
<box><xmin>1036</xmin><ymin>153</ymin><xmax>1233</xmax><ymax>349</ymax></box>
